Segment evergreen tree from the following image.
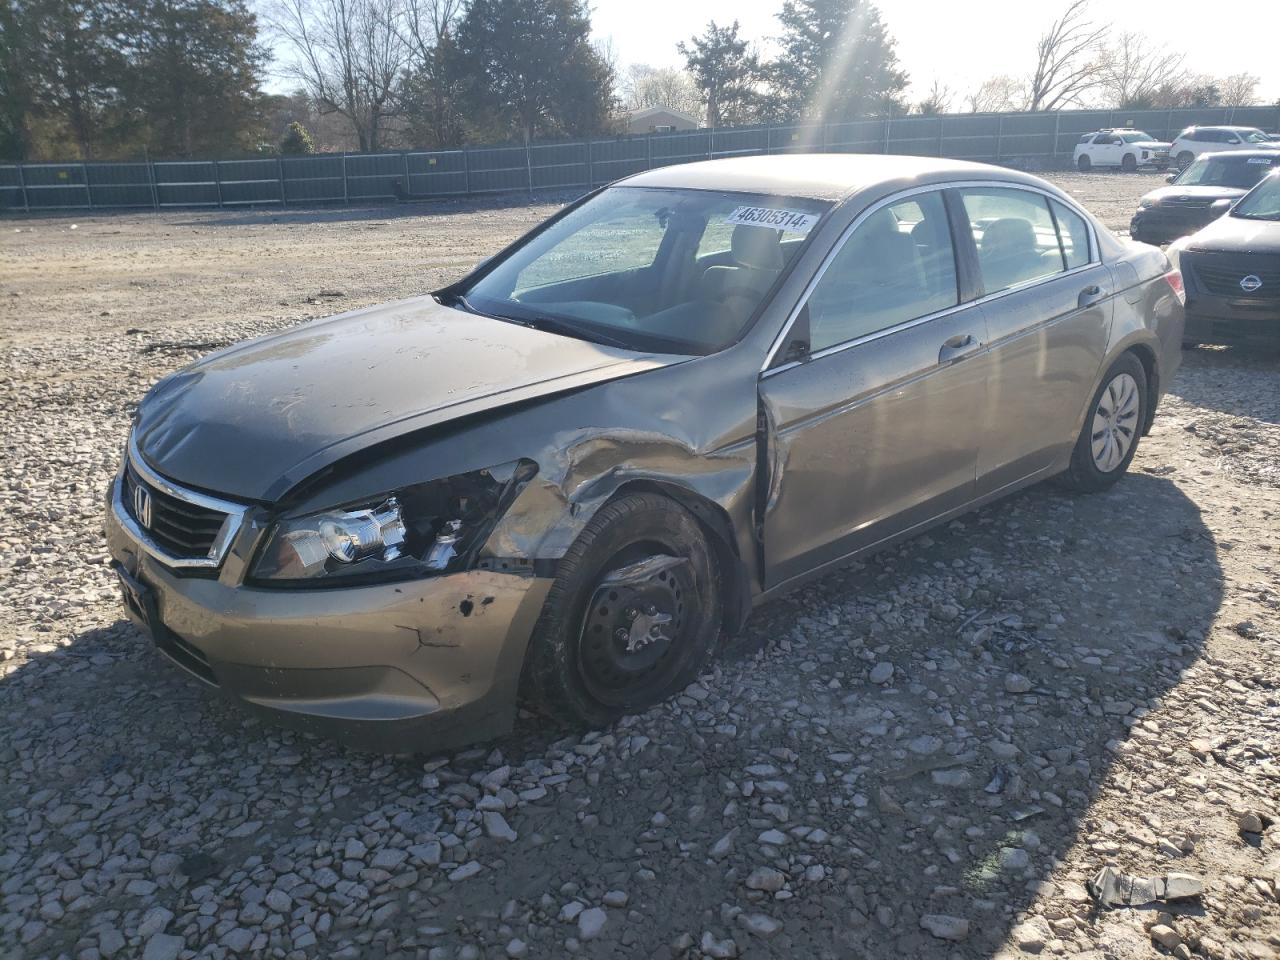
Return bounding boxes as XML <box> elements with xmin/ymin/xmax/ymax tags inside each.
<box><xmin>119</xmin><ymin>0</ymin><xmax>266</xmax><ymax>157</ymax></box>
<box><xmin>452</xmin><ymin>0</ymin><xmax>616</xmax><ymax>143</ymax></box>
<box><xmin>767</xmin><ymin>0</ymin><xmax>907</xmax><ymax>122</ymax></box>
<box><xmin>677</xmin><ymin>21</ymin><xmax>761</xmax><ymax>127</ymax></box>
<box><xmin>279</xmin><ymin>119</ymin><xmax>314</xmax><ymax>154</ymax></box>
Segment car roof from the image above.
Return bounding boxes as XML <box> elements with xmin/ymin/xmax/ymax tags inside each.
<box><xmin>1185</xmin><ymin>125</ymin><xmax>1261</xmax><ymax>132</ymax></box>
<box><xmin>616</xmin><ymin>153</ymin><xmax>1053</xmax><ymax>201</ymax></box>
<box><xmin>1197</xmin><ymin>149</ymin><xmax>1280</xmax><ymax>160</ymax></box>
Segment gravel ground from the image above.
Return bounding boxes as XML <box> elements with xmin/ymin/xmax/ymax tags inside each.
<box><xmin>1</xmin><ymin>170</ymin><xmax>1277</xmax><ymax>960</ymax></box>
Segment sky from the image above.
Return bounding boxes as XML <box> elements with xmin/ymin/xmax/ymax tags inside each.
<box><xmin>588</xmin><ymin>0</ymin><xmax>1280</xmax><ymax>106</ymax></box>
<box><xmin>257</xmin><ymin>0</ymin><xmax>1280</xmax><ymax>107</ymax></box>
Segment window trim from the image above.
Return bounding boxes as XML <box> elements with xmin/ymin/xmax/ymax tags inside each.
<box><xmin>761</xmin><ymin>179</ymin><xmax>1100</xmax><ymax>374</ymax></box>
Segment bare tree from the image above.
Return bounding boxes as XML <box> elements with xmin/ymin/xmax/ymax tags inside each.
<box><xmin>1095</xmin><ymin>32</ymin><xmax>1186</xmax><ymax>108</ymax></box>
<box><xmin>1027</xmin><ymin>0</ymin><xmax>1107</xmax><ymax>111</ymax></box>
<box><xmin>270</xmin><ymin>0</ymin><xmax>411</xmax><ymax>153</ymax></box>
<box><xmin>914</xmin><ymin>78</ymin><xmax>952</xmax><ymax>116</ymax></box>
<box><xmin>623</xmin><ymin>64</ymin><xmax>701</xmax><ymax>117</ymax></box>
<box><xmin>1219</xmin><ymin>72</ymin><xmax>1260</xmax><ymax>108</ymax></box>
<box><xmin>401</xmin><ymin>0</ymin><xmax>459</xmax><ymax>60</ymax></box>
<box><xmin>966</xmin><ymin>75</ymin><xmax>1024</xmax><ymax>113</ymax></box>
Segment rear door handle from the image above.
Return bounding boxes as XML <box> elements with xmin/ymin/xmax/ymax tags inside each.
<box><xmin>938</xmin><ymin>334</ymin><xmax>982</xmax><ymax>365</ymax></box>
<box><xmin>1078</xmin><ymin>284</ymin><xmax>1105</xmax><ymax>308</ymax></box>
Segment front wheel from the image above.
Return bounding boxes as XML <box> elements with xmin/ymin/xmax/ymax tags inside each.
<box><xmin>1121</xmin><ymin>153</ymin><xmax>1138</xmax><ymax>172</ymax></box>
<box><xmin>521</xmin><ymin>493</ymin><xmax>722</xmax><ymax>728</ymax></box>
<box><xmin>1077</xmin><ymin>154</ymin><xmax>1092</xmax><ymax>171</ymax></box>
<box><xmin>1058</xmin><ymin>353</ymin><xmax>1148</xmax><ymax>493</ymax></box>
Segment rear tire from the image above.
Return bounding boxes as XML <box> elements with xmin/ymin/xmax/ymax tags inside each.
<box><xmin>1121</xmin><ymin>153</ymin><xmax>1138</xmax><ymax>172</ymax></box>
<box><xmin>1059</xmin><ymin>353</ymin><xmax>1148</xmax><ymax>493</ymax></box>
<box><xmin>1176</xmin><ymin>151</ymin><xmax>1194</xmax><ymax>169</ymax></box>
<box><xmin>1077</xmin><ymin>154</ymin><xmax>1092</xmax><ymax>171</ymax></box>
<box><xmin>521</xmin><ymin>493</ymin><xmax>722</xmax><ymax>729</ymax></box>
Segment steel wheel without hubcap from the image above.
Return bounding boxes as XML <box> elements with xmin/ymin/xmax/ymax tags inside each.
<box><xmin>578</xmin><ymin>552</ymin><xmax>693</xmax><ymax>707</ymax></box>
<box><xmin>1091</xmin><ymin>372</ymin><xmax>1140</xmax><ymax>472</ymax></box>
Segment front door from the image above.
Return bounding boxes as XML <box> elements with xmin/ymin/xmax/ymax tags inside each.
<box><xmin>758</xmin><ymin>189</ymin><xmax>989</xmax><ymax>590</ymax></box>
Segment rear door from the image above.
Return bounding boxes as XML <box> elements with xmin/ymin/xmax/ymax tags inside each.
<box><xmin>953</xmin><ymin>186</ymin><xmax>1113</xmax><ymax>494</ymax></box>
<box><xmin>758</xmin><ymin>189</ymin><xmax>989</xmax><ymax>589</ymax></box>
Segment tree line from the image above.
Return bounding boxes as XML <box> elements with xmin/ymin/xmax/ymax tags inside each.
<box><xmin>0</xmin><ymin>0</ymin><xmax>1271</xmax><ymax>163</ymax></box>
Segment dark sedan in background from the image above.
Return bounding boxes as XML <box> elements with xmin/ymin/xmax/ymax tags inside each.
<box><xmin>1169</xmin><ymin>170</ymin><xmax>1280</xmax><ymax>348</ymax></box>
<box><xmin>1131</xmin><ymin>151</ymin><xmax>1280</xmax><ymax>246</ymax></box>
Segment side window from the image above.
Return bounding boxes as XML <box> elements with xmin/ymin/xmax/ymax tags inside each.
<box><xmin>958</xmin><ymin>187</ymin><xmax>1064</xmax><ymax>294</ymax></box>
<box><xmin>1051</xmin><ymin>200</ymin><xmax>1092</xmax><ymax>269</ymax></box>
<box><xmin>807</xmin><ymin>191</ymin><xmax>958</xmax><ymax>351</ymax></box>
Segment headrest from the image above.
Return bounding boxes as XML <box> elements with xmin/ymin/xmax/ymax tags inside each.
<box><xmin>731</xmin><ymin>225</ymin><xmax>784</xmax><ymax>270</ymax></box>
<box><xmin>981</xmin><ymin>218</ymin><xmax>1036</xmax><ymax>254</ymax></box>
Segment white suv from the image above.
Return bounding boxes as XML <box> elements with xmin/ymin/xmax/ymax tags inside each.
<box><xmin>1169</xmin><ymin>126</ymin><xmax>1279</xmax><ymax>169</ymax></box>
<box><xmin>1073</xmin><ymin>129</ymin><xmax>1171</xmax><ymax>172</ymax></box>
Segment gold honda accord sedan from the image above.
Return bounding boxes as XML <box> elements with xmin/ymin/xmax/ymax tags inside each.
<box><xmin>107</xmin><ymin>154</ymin><xmax>1185</xmax><ymax>752</ymax></box>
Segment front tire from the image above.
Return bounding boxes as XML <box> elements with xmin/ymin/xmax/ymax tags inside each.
<box><xmin>1077</xmin><ymin>154</ymin><xmax>1092</xmax><ymax>171</ymax></box>
<box><xmin>1059</xmin><ymin>353</ymin><xmax>1147</xmax><ymax>493</ymax></box>
<box><xmin>521</xmin><ymin>493</ymin><xmax>722</xmax><ymax>728</ymax></box>
<box><xmin>1121</xmin><ymin>153</ymin><xmax>1137</xmax><ymax>172</ymax></box>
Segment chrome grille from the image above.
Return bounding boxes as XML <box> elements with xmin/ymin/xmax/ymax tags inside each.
<box><xmin>123</xmin><ymin>465</ymin><xmax>228</xmax><ymax>558</ymax></box>
<box><xmin>1163</xmin><ymin>197</ymin><xmax>1214</xmax><ymax>209</ymax></box>
<box><xmin>112</xmin><ymin>437</ymin><xmax>248</xmax><ymax>570</ymax></box>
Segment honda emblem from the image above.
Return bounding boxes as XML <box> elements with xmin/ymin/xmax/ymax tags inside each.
<box><xmin>133</xmin><ymin>485</ymin><xmax>153</xmax><ymax>530</ymax></box>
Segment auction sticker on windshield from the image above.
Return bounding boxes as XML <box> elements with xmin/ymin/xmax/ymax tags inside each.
<box><xmin>723</xmin><ymin>206</ymin><xmax>818</xmax><ymax>233</ymax></box>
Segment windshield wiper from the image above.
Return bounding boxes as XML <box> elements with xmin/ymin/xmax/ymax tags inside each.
<box><xmin>438</xmin><ymin>291</ymin><xmax>480</xmax><ymax>314</ymax></box>
<box><xmin>491</xmin><ymin>312</ymin><xmax>635</xmax><ymax>350</ymax></box>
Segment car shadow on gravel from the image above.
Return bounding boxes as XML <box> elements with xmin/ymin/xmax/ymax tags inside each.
<box><xmin>0</xmin><ymin>474</ymin><xmax>1222</xmax><ymax>959</ymax></box>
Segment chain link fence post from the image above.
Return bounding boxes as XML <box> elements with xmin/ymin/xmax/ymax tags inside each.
<box><xmin>146</xmin><ymin>155</ymin><xmax>159</xmax><ymax>210</ymax></box>
<box><xmin>277</xmin><ymin>156</ymin><xmax>287</xmax><ymax>207</ymax></box>
<box><xmin>214</xmin><ymin>160</ymin><xmax>224</xmax><ymax>208</ymax></box>
<box><xmin>83</xmin><ymin>163</ymin><xmax>93</xmax><ymax>209</ymax></box>
<box><xmin>16</xmin><ymin>161</ymin><xmax>30</xmax><ymax>212</ymax></box>
<box><xmin>995</xmin><ymin>115</ymin><xmax>1004</xmax><ymax>162</ymax></box>
<box><xmin>525</xmin><ymin>138</ymin><xmax>533</xmax><ymax>194</ymax></box>
<box><xmin>341</xmin><ymin>153</ymin><xmax>348</xmax><ymax>204</ymax></box>
<box><xmin>1052</xmin><ymin>112</ymin><xmax>1061</xmax><ymax>158</ymax></box>
<box><xmin>462</xmin><ymin>147</ymin><xmax>470</xmax><ymax>195</ymax></box>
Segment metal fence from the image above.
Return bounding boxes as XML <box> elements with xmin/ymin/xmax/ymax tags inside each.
<box><xmin>4</xmin><ymin>104</ymin><xmax>1279</xmax><ymax>213</ymax></box>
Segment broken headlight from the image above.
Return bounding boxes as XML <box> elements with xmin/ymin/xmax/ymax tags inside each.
<box><xmin>251</xmin><ymin>460</ymin><xmax>537</xmax><ymax>583</ymax></box>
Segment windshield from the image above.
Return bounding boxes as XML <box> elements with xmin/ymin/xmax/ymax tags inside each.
<box><xmin>1176</xmin><ymin>155</ymin><xmax>1279</xmax><ymax>189</ymax></box>
<box><xmin>458</xmin><ymin>186</ymin><xmax>831</xmax><ymax>354</ymax></box>
<box><xmin>1232</xmin><ymin>172</ymin><xmax>1280</xmax><ymax>221</ymax></box>
<box><xmin>1240</xmin><ymin>129</ymin><xmax>1270</xmax><ymax>144</ymax></box>
<box><xmin>1121</xmin><ymin>131</ymin><xmax>1153</xmax><ymax>143</ymax></box>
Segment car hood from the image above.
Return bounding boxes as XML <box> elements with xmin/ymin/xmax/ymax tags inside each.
<box><xmin>1186</xmin><ymin>214</ymin><xmax>1280</xmax><ymax>255</ymax></box>
<box><xmin>1143</xmin><ymin>185</ymin><xmax>1246</xmax><ymax>204</ymax></box>
<box><xmin>134</xmin><ymin>296</ymin><xmax>686</xmax><ymax>502</ymax></box>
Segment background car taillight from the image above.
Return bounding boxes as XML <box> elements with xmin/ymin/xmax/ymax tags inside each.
<box><xmin>1164</xmin><ymin>269</ymin><xmax>1186</xmax><ymax>305</ymax></box>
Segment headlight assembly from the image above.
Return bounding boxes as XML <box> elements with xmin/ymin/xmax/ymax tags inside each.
<box><xmin>1138</xmin><ymin>197</ymin><xmax>1156</xmax><ymax>209</ymax></box>
<box><xmin>251</xmin><ymin>460</ymin><xmax>537</xmax><ymax>583</ymax></box>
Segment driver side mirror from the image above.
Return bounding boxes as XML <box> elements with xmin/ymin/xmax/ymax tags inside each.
<box><xmin>1165</xmin><ymin>172</ymin><xmax>1179</xmax><ymax>183</ymax></box>
<box><xmin>1209</xmin><ymin>198</ymin><xmax>1233</xmax><ymax>216</ymax></box>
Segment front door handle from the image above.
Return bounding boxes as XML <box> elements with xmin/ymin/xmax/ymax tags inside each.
<box><xmin>938</xmin><ymin>334</ymin><xmax>982</xmax><ymax>365</ymax></box>
<box><xmin>1078</xmin><ymin>284</ymin><xmax>1105</xmax><ymax>308</ymax></box>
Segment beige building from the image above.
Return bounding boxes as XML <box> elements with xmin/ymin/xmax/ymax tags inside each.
<box><xmin>625</xmin><ymin>106</ymin><xmax>701</xmax><ymax>135</ymax></box>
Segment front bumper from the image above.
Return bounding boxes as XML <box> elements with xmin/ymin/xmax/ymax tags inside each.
<box><xmin>1130</xmin><ymin>207</ymin><xmax>1215</xmax><ymax>246</ymax></box>
<box><xmin>106</xmin><ymin>475</ymin><xmax>553</xmax><ymax>753</ymax></box>
<box><xmin>1183</xmin><ymin>294</ymin><xmax>1280</xmax><ymax>347</ymax></box>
